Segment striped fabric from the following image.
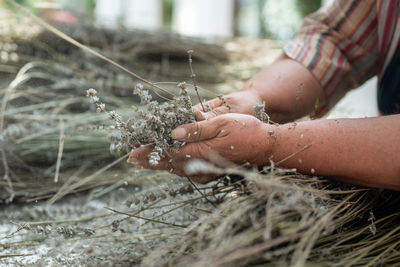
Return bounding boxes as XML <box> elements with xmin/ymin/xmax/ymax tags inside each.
<box><xmin>284</xmin><ymin>0</ymin><xmax>400</xmax><ymax>114</ymax></box>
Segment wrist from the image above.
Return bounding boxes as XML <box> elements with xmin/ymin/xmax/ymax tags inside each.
<box><xmin>253</xmin><ymin>123</ymin><xmax>280</xmax><ymax>166</ymax></box>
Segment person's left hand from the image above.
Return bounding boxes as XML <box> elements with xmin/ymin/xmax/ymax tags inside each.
<box><xmin>128</xmin><ymin>113</ymin><xmax>277</xmax><ymax>183</ymax></box>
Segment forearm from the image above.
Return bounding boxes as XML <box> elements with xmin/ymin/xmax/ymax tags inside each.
<box><xmin>269</xmin><ymin>115</ymin><xmax>400</xmax><ymax>190</ymax></box>
<box><xmin>241</xmin><ymin>53</ymin><xmax>325</xmax><ymax>123</ymax></box>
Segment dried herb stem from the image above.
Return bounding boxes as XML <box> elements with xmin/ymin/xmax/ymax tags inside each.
<box><xmin>187</xmin><ymin>50</ymin><xmax>205</xmax><ymax>112</ymax></box>
<box><xmin>104</xmin><ymin>207</ymin><xmax>187</xmax><ymax>228</ymax></box>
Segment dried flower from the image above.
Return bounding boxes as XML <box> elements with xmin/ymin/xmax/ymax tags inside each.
<box><xmin>253</xmin><ymin>102</ymin><xmax>270</xmax><ymax>124</ymax></box>
<box><xmin>96</xmin><ymin>103</ymin><xmax>106</xmax><ymax>113</ymax></box>
<box><xmin>86</xmin><ymin>88</ymin><xmax>97</xmax><ymax>96</ymax></box>
<box><xmin>178</xmin><ymin>82</ymin><xmax>186</xmax><ymax>90</ymax></box>
<box><xmin>87</xmin><ymin>83</ymin><xmax>196</xmax><ymax>165</ymax></box>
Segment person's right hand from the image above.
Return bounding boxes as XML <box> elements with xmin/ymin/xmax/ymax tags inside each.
<box><xmin>194</xmin><ymin>90</ymin><xmax>263</xmax><ymax>121</ymax></box>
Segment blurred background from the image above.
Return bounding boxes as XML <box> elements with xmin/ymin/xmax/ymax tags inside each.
<box><xmin>1</xmin><ymin>0</ymin><xmax>377</xmax><ymax>120</ymax></box>
<box><xmin>4</xmin><ymin>0</ymin><xmax>333</xmax><ymax>40</ymax></box>
<box><xmin>5</xmin><ymin>0</ymin><xmax>372</xmax><ymax>118</ymax></box>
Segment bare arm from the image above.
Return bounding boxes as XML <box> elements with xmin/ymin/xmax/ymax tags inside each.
<box><xmin>241</xmin><ymin>54</ymin><xmax>326</xmax><ymax>122</ymax></box>
<box><xmin>196</xmin><ymin>54</ymin><xmax>326</xmax><ymax>123</ymax></box>
<box><xmin>272</xmin><ymin>115</ymin><xmax>400</xmax><ymax>190</ymax></box>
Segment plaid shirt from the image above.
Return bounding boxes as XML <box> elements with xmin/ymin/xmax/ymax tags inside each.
<box><xmin>284</xmin><ymin>0</ymin><xmax>400</xmax><ymax>114</ymax></box>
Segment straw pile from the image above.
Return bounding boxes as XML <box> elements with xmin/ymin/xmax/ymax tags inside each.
<box><xmin>2</xmin><ymin>165</ymin><xmax>399</xmax><ymax>266</ymax></box>
<box><xmin>143</xmin><ymin>168</ymin><xmax>400</xmax><ymax>266</ymax></box>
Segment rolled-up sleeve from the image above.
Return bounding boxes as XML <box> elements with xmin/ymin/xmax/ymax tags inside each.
<box><xmin>284</xmin><ymin>0</ymin><xmax>378</xmax><ymax>111</ymax></box>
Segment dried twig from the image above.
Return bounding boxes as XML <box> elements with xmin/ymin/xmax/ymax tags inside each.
<box><xmin>104</xmin><ymin>207</ymin><xmax>187</xmax><ymax>228</ymax></box>
<box><xmin>54</xmin><ymin>117</ymin><xmax>65</xmax><ymax>183</ymax></box>
<box><xmin>187</xmin><ymin>50</ymin><xmax>205</xmax><ymax>112</ymax></box>
<box><xmin>276</xmin><ymin>144</ymin><xmax>312</xmax><ymax>165</ymax></box>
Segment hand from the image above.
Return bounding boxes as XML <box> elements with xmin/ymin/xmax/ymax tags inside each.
<box><xmin>194</xmin><ymin>90</ymin><xmax>263</xmax><ymax>121</ymax></box>
<box><xmin>128</xmin><ymin>113</ymin><xmax>276</xmax><ymax>183</ymax></box>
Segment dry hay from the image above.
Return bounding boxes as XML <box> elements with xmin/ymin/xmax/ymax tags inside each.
<box><xmin>2</xmin><ymin>166</ymin><xmax>400</xmax><ymax>266</ymax></box>
<box><xmin>142</xmin><ymin>168</ymin><xmax>400</xmax><ymax>267</ymax></box>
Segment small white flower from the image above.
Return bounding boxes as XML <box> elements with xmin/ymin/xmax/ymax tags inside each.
<box><xmin>86</xmin><ymin>88</ymin><xmax>97</xmax><ymax>96</ymax></box>
<box><xmin>108</xmin><ymin>111</ymin><xmax>117</xmax><ymax>119</ymax></box>
<box><xmin>89</xmin><ymin>96</ymin><xmax>99</xmax><ymax>104</ymax></box>
<box><xmin>96</xmin><ymin>103</ymin><xmax>106</xmax><ymax>113</ymax></box>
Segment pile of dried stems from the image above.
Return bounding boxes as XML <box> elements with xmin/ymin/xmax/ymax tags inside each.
<box><xmin>143</xmin><ymin>167</ymin><xmax>400</xmax><ymax>266</ymax></box>
<box><xmin>2</xmin><ymin>166</ymin><xmax>399</xmax><ymax>266</ymax></box>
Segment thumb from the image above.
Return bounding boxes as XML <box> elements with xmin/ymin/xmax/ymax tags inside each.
<box><xmin>171</xmin><ymin>119</ymin><xmax>221</xmax><ymax>143</ymax></box>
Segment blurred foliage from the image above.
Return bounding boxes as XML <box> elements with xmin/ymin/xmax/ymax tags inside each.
<box><xmin>2</xmin><ymin>0</ymin><xmax>39</xmax><ymax>10</ymax></box>
<box><xmin>14</xmin><ymin>0</ymin><xmax>38</xmax><ymax>7</ymax></box>
<box><xmin>257</xmin><ymin>0</ymin><xmax>267</xmax><ymax>37</ymax></box>
<box><xmin>163</xmin><ymin>0</ymin><xmax>174</xmax><ymax>29</ymax></box>
<box><xmin>295</xmin><ymin>0</ymin><xmax>322</xmax><ymax>17</ymax></box>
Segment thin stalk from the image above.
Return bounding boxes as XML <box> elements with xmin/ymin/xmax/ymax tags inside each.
<box><xmin>187</xmin><ymin>50</ymin><xmax>205</xmax><ymax>112</ymax></box>
<box><xmin>104</xmin><ymin>207</ymin><xmax>187</xmax><ymax>228</ymax></box>
<box><xmin>54</xmin><ymin>117</ymin><xmax>64</xmax><ymax>183</ymax></box>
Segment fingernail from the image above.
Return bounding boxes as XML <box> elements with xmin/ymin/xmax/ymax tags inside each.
<box><xmin>195</xmin><ymin>111</ymin><xmax>206</xmax><ymax>121</ymax></box>
<box><xmin>127</xmin><ymin>156</ymin><xmax>137</xmax><ymax>163</ymax></box>
<box><xmin>171</xmin><ymin>127</ymin><xmax>186</xmax><ymax>139</ymax></box>
<box><xmin>127</xmin><ymin>151</ymin><xmax>138</xmax><ymax>163</ymax></box>
<box><xmin>200</xmin><ymin>111</ymin><xmax>208</xmax><ymax>119</ymax></box>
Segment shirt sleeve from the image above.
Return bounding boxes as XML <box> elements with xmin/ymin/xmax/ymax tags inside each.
<box><xmin>284</xmin><ymin>0</ymin><xmax>379</xmax><ymax>112</ymax></box>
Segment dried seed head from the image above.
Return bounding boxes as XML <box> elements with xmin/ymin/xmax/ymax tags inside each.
<box><xmin>86</xmin><ymin>88</ymin><xmax>97</xmax><ymax>96</ymax></box>
<box><xmin>253</xmin><ymin>102</ymin><xmax>270</xmax><ymax>124</ymax></box>
<box><xmin>108</xmin><ymin>111</ymin><xmax>117</xmax><ymax>120</ymax></box>
<box><xmin>96</xmin><ymin>103</ymin><xmax>106</xmax><ymax>113</ymax></box>
<box><xmin>148</xmin><ymin>192</ymin><xmax>157</xmax><ymax>202</ymax></box>
<box><xmin>89</xmin><ymin>96</ymin><xmax>99</xmax><ymax>104</ymax></box>
<box><xmin>111</xmin><ymin>220</ymin><xmax>120</xmax><ymax>232</ymax></box>
<box><xmin>178</xmin><ymin>81</ymin><xmax>187</xmax><ymax>90</ymax></box>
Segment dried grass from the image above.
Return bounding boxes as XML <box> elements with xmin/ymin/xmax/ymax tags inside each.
<box><xmin>142</xmin><ymin>167</ymin><xmax>400</xmax><ymax>266</ymax></box>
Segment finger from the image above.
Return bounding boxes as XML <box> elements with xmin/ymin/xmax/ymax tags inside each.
<box><xmin>193</xmin><ymin>97</ymin><xmax>223</xmax><ymax>112</ymax></box>
<box><xmin>171</xmin><ymin>119</ymin><xmax>223</xmax><ymax>143</ymax></box>
<box><xmin>194</xmin><ymin>97</ymin><xmax>227</xmax><ymax>121</ymax></box>
<box><xmin>129</xmin><ymin>148</ymin><xmax>175</xmax><ymax>172</ymax></box>
<box><xmin>128</xmin><ymin>147</ymin><xmax>153</xmax><ymax>164</ymax></box>
<box><xmin>194</xmin><ymin>105</ymin><xmax>230</xmax><ymax>121</ymax></box>
<box><xmin>194</xmin><ymin>110</ymin><xmax>207</xmax><ymax>121</ymax></box>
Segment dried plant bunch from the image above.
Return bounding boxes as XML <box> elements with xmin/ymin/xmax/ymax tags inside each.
<box><xmin>87</xmin><ymin>82</ymin><xmax>196</xmax><ymax>166</ymax></box>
